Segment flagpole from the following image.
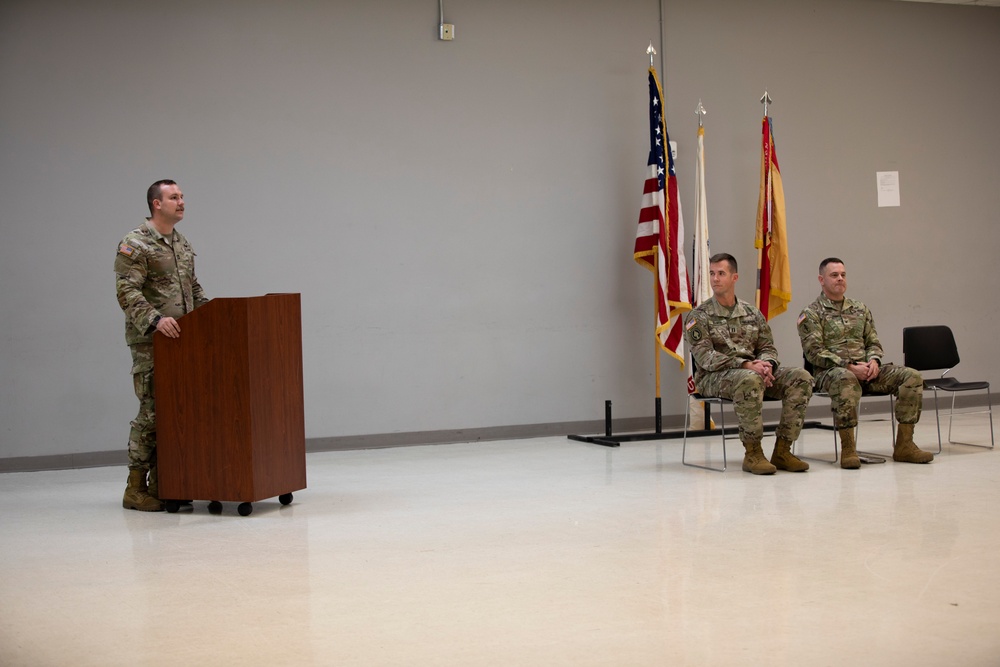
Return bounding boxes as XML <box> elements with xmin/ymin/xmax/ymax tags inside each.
<box><xmin>654</xmin><ymin>263</ymin><xmax>662</xmax><ymax>432</ymax></box>
<box><xmin>693</xmin><ymin>99</ymin><xmax>710</xmax><ymax>430</ymax></box>
<box><xmin>647</xmin><ymin>42</ymin><xmax>663</xmax><ymax>433</ymax></box>
<box><xmin>654</xmin><ymin>254</ymin><xmax>661</xmax><ymax>402</ymax></box>
<box><xmin>757</xmin><ymin>90</ymin><xmax>773</xmax><ymax>316</ymax></box>
<box><xmin>761</xmin><ymin>90</ymin><xmax>772</xmax><ymax>243</ymax></box>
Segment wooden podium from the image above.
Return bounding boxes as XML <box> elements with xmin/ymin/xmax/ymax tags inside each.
<box><xmin>154</xmin><ymin>294</ymin><xmax>306</xmax><ymax>515</ymax></box>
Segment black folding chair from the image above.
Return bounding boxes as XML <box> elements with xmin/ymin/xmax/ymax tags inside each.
<box><xmin>902</xmin><ymin>325</ymin><xmax>994</xmax><ymax>451</ymax></box>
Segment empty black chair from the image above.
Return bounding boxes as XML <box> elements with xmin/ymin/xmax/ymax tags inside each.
<box><xmin>902</xmin><ymin>325</ymin><xmax>994</xmax><ymax>451</ymax></box>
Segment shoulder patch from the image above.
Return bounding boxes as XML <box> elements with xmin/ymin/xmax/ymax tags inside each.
<box><xmin>797</xmin><ymin>312</ymin><xmax>807</xmax><ymax>325</ymax></box>
<box><xmin>118</xmin><ymin>243</ymin><xmax>135</xmax><ymax>257</ymax></box>
<box><xmin>685</xmin><ymin>318</ymin><xmax>697</xmax><ymax>330</ymax></box>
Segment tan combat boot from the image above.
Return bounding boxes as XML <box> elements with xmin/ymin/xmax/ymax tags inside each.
<box><xmin>838</xmin><ymin>428</ymin><xmax>861</xmax><ymax>469</ymax></box>
<box><xmin>893</xmin><ymin>423</ymin><xmax>934</xmax><ymax>463</ymax></box>
<box><xmin>122</xmin><ymin>469</ymin><xmax>164</xmax><ymax>512</ymax></box>
<box><xmin>742</xmin><ymin>441</ymin><xmax>777</xmax><ymax>475</ymax></box>
<box><xmin>770</xmin><ymin>437</ymin><xmax>809</xmax><ymax>472</ymax></box>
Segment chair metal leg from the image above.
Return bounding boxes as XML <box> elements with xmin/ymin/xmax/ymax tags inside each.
<box><xmin>891</xmin><ymin>394</ymin><xmax>897</xmax><ymax>439</ymax></box>
<box><xmin>989</xmin><ymin>388</ymin><xmax>995</xmax><ymax>449</ymax></box>
<box><xmin>793</xmin><ymin>407</ymin><xmax>839</xmax><ymax>463</ymax></box>
<box><xmin>943</xmin><ymin>387</ymin><xmax>995</xmax><ymax>449</ymax></box>
<box><xmin>932</xmin><ymin>386</ymin><xmax>944</xmax><ymax>454</ymax></box>
<box><xmin>682</xmin><ymin>400</ymin><xmax>727</xmax><ymax>472</ymax></box>
<box><xmin>948</xmin><ymin>390</ymin><xmax>956</xmax><ymax>444</ymax></box>
<box><xmin>857</xmin><ymin>395</ymin><xmax>896</xmax><ymax>459</ymax></box>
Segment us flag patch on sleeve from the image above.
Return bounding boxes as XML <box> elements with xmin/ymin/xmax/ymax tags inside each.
<box><xmin>797</xmin><ymin>312</ymin><xmax>807</xmax><ymax>325</ymax></box>
<box><xmin>685</xmin><ymin>318</ymin><xmax>696</xmax><ymax>330</ymax></box>
<box><xmin>118</xmin><ymin>243</ymin><xmax>135</xmax><ymax>257</ymax></box>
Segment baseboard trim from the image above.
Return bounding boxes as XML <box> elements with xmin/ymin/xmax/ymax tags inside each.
<box><xmin>306</xmin><ymin>416</ymin><xmax>660</xmax><ymax>452</ymax></box>
<box><xmin>0</xmin><ymin>417</ymin><xmax>654</xmax><ymax>473</ymax></box>
<box><xmin>1</xmin><ymin>394</ymin><xmax>989</xmax><ymax>473</ymax></box>
<box><xmin>0</xmin><ymin>450</ymin><xmax>128</xmax><ymax>474</ymax></box>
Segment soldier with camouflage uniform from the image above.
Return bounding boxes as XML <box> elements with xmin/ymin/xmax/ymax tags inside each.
<box><xmin>685</xmin><ymin>253</ymin><xmax>813</xmax><ymax>475</ymax></box>
<box><xmin>798</xmin><ymin>257</ymin><xmax>933</xmax><ymax>468</ymax></box>
<box><xmin>115</xmin><ymin>180</ymin><xmax>209</xmax><ymax>511</ymax></box>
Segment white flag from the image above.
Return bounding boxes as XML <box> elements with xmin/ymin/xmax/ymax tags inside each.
<box><xmin>688</xmin><ymin>124</ymin><xmax>715</xmax><ymax>427</ymax></box>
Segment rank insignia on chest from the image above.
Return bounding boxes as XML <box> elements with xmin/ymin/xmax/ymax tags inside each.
<box><xmin>118</xmin><ymin>243</ymin><xmax>135</xmax><ymax>257</ymax></box>
<box><xmin>730</xmin><ymin>327</ymin><xmax>738</xmax><ymax>334</ymax></box>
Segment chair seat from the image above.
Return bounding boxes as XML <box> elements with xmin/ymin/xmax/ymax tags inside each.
<box><xmin>925</xmin><ymin>377</ymin><xmax>990</xmax><ymax>392</ymax></box>
<box><xmin>691</xmin><ymin>393</ymin><xmax>780</xmax><ymax>403</ymax></box>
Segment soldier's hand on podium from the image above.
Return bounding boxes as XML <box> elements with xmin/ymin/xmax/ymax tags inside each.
<box><xmin>156</xmin><ymin>316</ymin><xmax>181</xmax><ymax>338</ymax></box>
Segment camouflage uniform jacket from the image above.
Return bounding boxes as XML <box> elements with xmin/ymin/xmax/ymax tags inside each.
<box><xmin>797</xmin><ymin>293</ymin><xmax>883</xmax><ymax>371</ymax></box>
<box><xmin>114</xmin><ymin>221</ymin><xmax>208</xmax><ymax>365</ymax></box>
<box><xmin>685</xmin><ymin>296</ymin><xmax>779</xmax><ymax>386</ymax></box>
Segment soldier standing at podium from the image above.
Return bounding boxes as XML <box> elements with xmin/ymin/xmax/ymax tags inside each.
<box><xmin>114</xmin><ymin>180</ymin><xmax>209</xmax><ymax>511</ymax></box>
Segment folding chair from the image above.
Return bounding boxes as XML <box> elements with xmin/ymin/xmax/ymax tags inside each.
<box><xmin>681</xmin><ymin>359</ymin><xmax>783</xmax><ymax>473</ymax></box>
<box><xmin>794</xmin><ymin>357</ymin><xmax>895</xmax><ymax>463</ymax></box>
<box><xmin>902</xmin><ymin>325</ymin><xmax>994</xmax><ymax>451</ymax></box>
<box><xmin>682</xmin><ymin>391</ymin><xmax>733</xmax><ymax>472</ymax></box>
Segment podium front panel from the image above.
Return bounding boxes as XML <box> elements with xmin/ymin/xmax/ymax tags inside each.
<box><xmin>155</xmin><ymin>294</ymin><xmax>306</xmax><ymax>503</ymax></box>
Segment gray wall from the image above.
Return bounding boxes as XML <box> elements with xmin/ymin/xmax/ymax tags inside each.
<box><xmin>1</xmin><ymin>0</ymin><xmax>998</xmax><ymax>465</ymax></box>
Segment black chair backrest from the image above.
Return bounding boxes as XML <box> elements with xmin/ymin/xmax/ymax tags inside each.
<box><xmin>803</xmin><ymin>356</ymin><xmax>815</xmax><ymax>376</ymax></box>
<box><xmin>903</xmin><ymin>325</ymin><xmax>960</xmax><ymax>371</ymax></box>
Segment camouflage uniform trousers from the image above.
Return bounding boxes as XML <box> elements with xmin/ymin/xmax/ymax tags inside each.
<box><xmin>127</xmin><ymin>343</ymin><xmax>157</xmax><ymax>472</ymax></box>
<box><xmin>696</xmin><ymin>366</ymin><xmax>813</xmax><ymax>445</ymax></box>
<box><xmin>814</xmin><ymin>363</ymin><xmax>922</xmax><ymax>429</ymax></box>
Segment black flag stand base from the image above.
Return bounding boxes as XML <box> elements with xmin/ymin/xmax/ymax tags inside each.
<box><xmin>567</xmin><ymin>398</ymin><xmax>821</xmax><ymax>448</ymax></box>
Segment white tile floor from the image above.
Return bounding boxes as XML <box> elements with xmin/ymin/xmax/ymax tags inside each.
<box><xmin>1</xmin><ymin>416</ymin><xmax>999</xmax><ymax>666</ymax></box>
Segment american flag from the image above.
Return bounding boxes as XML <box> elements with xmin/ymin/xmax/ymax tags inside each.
<box><xmin>634</xmin><ymin>67</ymin><xmax>691</xmax><ymax>364</ymax></box>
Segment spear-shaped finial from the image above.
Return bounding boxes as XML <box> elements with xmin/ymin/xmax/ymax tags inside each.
<box><xmin>647</xmin><ymin>42</ymin><xmax>657</xmax><ymax>68</ymax></box>
<box><xmin>760</xmin><ymin>90</ymin><xmax>772</xmax><ymax>117</ymax></box>
<box><xmin>696</xmin><ymin>99</ymin><xmax>707</xmax><ymax>127</ymax></box>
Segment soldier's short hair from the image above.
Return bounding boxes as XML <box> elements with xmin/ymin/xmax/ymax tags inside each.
<box><xmin>819</xmin><ymin>257</ymin><xmax>844</xmax><ymax>274</ymax></box>
<box><xmin>709</xmin><ymin>253</ymin><xmax>737</xmax><ymax>273</ymax></box>
<box><xmin>147</xmin><ymin>179</ymin><xmax>177</xmax><ymax>215</ymax></box>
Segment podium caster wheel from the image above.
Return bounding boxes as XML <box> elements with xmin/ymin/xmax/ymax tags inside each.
<box><xmin>164</xmin><ymin>500</ymin><xmax>180</xmax><ymax>513</ymax></box>
<box><xmin>237</xmin><ymin>502</ymin><xmax>253</xmax><ymax>516</ymax></box>
<box><xmin>208</xmin><ymin>501</ymin><xmax>223</xmax><ymax>514</ymax></box>
<box><xmin>279</xmin><ymin>493</ymin><xmax>293</xmax><ymax>505</ymax></box>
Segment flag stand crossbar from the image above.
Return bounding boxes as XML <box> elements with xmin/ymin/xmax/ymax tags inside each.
<box><xmin>567</xmin><ymin>398</ymin><xmax>822</xmax><ymax>448</ymax></box>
